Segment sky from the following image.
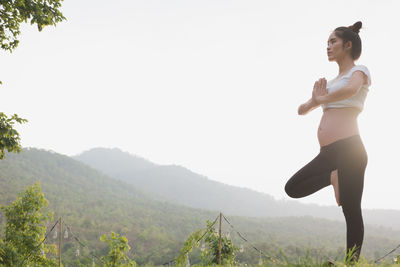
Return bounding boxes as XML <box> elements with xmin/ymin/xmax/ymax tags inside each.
<box><xmin>1</xmin><ymin>0</ymin><xmax>399</xmax><ymax>210</ymax></box>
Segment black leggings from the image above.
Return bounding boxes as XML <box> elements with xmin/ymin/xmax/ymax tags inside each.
<box><xmin>284</xmin><ymin>134</ymin><xmax>368</xmax><ymax>260</ymax></box>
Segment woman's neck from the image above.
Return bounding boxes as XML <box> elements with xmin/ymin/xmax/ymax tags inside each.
<box><xmin>336</xmin><ymin>58</ymin><xmax>356</xmax><ymax>77</ymax></box>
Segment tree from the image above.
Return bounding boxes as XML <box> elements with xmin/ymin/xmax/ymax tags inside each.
<box><xmin>0</xmin><ymin>0</ymin><xmax>66</xmax><ymax>53</ymax></box>
<box><xmin>0</xmin><ymin>112</ymin><xmax>27</xmax><ymax>159</ymax></box>
<box><xmin>1</xmin><ymin>0</ymin><xmax>66</xmax><ymax>158</ymax></box>
<box><xmin>100</xmin><ymin>232</ymin><xmax>136</xmax><ymax>267</ymax></box>
<box><xmin>176</xmin><ymin>219</ymin><xmax>238</xmax><ymax>265</ymax></box>
<box><xmin>200</xmin><ymin>220</ymin><xmax>238</xmax><ymax>265</ymax></box>
<box><xmin>176</xmin><ymin>228</ymin><xmax>203</xmax><ymax>265</ymax></box>
<box><xmin>0</xmin><ymin>182</ymin><xmax>57</xmax><ymax>266</ymax></box>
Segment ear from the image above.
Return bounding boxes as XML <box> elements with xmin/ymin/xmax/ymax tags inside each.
<box><xmin>344</xmin><ymin>40</ymin><xmax>352</xmax><ymax>50</ymax></box>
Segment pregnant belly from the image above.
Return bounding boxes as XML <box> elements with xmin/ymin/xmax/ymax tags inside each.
<box><xmin>318</xmin><ymin>108</ymin><xmax>360</xmax><ymax>147</ymax></box>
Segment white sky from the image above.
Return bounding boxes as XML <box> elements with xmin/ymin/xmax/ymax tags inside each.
<box><xmin>1</xmin><ymin>0</ymin><xmax>399</xmax><ymax>210</ymax></box>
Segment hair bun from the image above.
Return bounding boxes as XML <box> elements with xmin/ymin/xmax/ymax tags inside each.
<box><xmin>348</xmin><ymin>21</ymin><xmax>362</xmax><ymax>34</ymax></box>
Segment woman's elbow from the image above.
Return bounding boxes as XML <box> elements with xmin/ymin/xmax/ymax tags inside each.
<box><xmin>298</xmin><ymin>104</ymin><xmax>307</xmax><ymax>115</ymax></box>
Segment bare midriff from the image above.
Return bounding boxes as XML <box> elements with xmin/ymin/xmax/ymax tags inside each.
<box><xmin>317</xmin><ymin>107</ymin><xmax>361</xmax><ymax>147</ymax></box>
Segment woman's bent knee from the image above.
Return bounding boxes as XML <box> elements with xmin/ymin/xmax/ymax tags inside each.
<box><xmin>285</xmin><ymin>181</ymin><xmax>301</xmax><ymax>198</ymax></box>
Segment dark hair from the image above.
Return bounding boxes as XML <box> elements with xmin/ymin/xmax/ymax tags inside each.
<box><xmin>334</xmin><ymin>21</ymin><xmax>363</xmax><ymax>60</ymax></box>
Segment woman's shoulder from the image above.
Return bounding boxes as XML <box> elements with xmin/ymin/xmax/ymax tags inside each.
<box><xmin>350</xmin><ymin>64</ymin><xmax>371</xmax><ymax>86</ymax></box>
<box><xmin>353</xmin><ymin>64</ymin><xmax>370</xmax><ymax>72</ymax></box>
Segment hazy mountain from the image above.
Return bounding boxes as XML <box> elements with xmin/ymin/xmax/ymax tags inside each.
<box><xmin>75</xmin><ymin>147</ymin><xmax>400</xmax><ymax>231</ymax></box>
<box><xmin>1</xmin><ymin>148</ymin><xmax>399</xmax><ymax>265</ymax></box>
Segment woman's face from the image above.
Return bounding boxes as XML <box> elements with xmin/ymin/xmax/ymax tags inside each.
<box><xmin>327</xmin><ymin>32</ymin><xmax>351</xmax><ymax>62</ymax></box>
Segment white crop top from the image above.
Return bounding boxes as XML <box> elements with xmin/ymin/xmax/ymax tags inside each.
<box><xmin>321</xmin><ymin>65</ymin><xmax>372</xmax><ymax>112</ymax></box>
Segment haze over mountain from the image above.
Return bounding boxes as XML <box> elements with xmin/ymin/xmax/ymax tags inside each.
<box><xmin>1</xmin><ymin>148</ymin><xmax>399</xmax><ymax>265</ymax></box>
<box><xmin>75</xmin><ymin>147</ymin><xmax>400</xmax><ymax>231</ymax></box>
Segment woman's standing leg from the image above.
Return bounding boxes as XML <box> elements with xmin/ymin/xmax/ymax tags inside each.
<box><xmin>337</xmin><ymin>136</ymin><xmax>368</xmax><ymax>261</ymax></box>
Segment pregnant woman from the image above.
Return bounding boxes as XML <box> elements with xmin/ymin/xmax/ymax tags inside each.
<box><xmin>284</xmin><ymin>21</ymin><xmax>371</xmax><ymax>262</ymax></box>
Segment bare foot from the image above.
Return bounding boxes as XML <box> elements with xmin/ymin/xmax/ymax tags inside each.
<box><xmin>330</xmin><ymin>169</ymin><xmax>341</xmax><ymax>206</ymax></box>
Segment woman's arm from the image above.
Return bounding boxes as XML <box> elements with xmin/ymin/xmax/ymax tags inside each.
<box><xmin>314</xmin><ymin>71</ymin><xmax>366</xmax><ymax>105</ymax></box>
<box><xmin>298</xmin><ymin>98</ymin><xmax>320</xmax><ymax>115</ymax></box>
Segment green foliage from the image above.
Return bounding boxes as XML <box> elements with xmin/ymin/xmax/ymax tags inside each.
<box><xmin>254</xmin><ymin>248</ymin><xmax>400</xmax><ymax>267</ymax></box>
<box><xmin>200</xmin><ymin>219</ymin><xmax>238</xmax><ymax>265</ymax></box>
<box><xmin>0</xmin><ymin>112</ymin><xmax>27</xmax><ymax>160</ymax></box>
<box><xmin>176</xmin><ymin>218</ymin><xmax>238</xmax><ymax>265</ymax></box>
<box><xmin>176</xmin><ymin>228</ymin><xmax>203</xmax><ymax>264</ymax></box>
<box><xmin>100</xmin><ymin>231</ymin><xmax>136</xmax><ymax>267</ymax></box>
<box><xmin>0</xmin><ymin>0</ymin><xmax>66</xmax><ymax>52</ymax></box>
<box><xmin>0</xmin><ymin>182</ymin><xmax>57</xmax><ymax>266</ymax></box>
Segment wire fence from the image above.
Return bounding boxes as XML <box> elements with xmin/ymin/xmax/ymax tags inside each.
<box><xmin>12</xmin><ymin>213</ymin><xmax>400</xmax><ymax>266</ymax></box>
<box><xmin>63</xmin><ymin>221</ymin><xmax>105</xmax><ymax>265</ymax></box>
<box><xmin>20</xmin><ymin>220</ymin><xmax>59</xmax><ymax>265</ymax></box>
<box><xmin>162</xmin><ymin>214</ymin><xmax>220</xmax><ymax>266</ymax></box>
<box><xmin>222</xmin><ymin>214</ymin><xmax>276</xmax><ymax>263</ymax></box>
<box><xmin>374</xmin><ymin>243</ymin><xmax>400</xmax><ymax>263</ymax></box>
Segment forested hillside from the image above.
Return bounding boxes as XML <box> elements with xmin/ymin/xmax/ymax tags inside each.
<box><xmin>75</xmin><ymin>148</ymin><xmax>400</xmax><ymax>231</ymax></box>
<box><xmin>1</xmin><ymin>148</ymin><xmax>399</xmax><ymax>265</ymax></box>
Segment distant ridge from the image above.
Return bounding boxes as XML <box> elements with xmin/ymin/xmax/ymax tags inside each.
<box><xmin>74</xmin><ymin>147</ymin><xmax>400</xmax><ymax>230</ymax></box>
<box><xmin>1</xmin><ymin>148</ymin><xmax>400</xmax><ymax>264</ymax></box>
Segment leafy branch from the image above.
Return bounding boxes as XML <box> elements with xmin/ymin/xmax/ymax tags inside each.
<box><xmin>0</xmin><ymin>112</ymin><xmax>28</xmax><ymax>159</ymax></box>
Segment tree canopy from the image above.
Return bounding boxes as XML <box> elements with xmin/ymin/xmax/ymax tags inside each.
<box><xmin>0</xmin><ymin>112</ymin><xmax>27</xmax><ymax>160</ymax></box>
<box><xmin>0</xmin><ymin>182</ymin><xmax>57</xmax><ymax>266</ymax></box>
<box><xmin>1</xmin><ymin>0</ymin><xmax>66</xmax><ymax>158</ymax></box>
<box><xmin>0</xmin><ymin>0</ymin><xmax>66</xmax><ymax>53</ymax></box>
<box><xmin>100</xmin><ymin>232</ymin><xmax>136</xmax><ymax>267</ymax></box>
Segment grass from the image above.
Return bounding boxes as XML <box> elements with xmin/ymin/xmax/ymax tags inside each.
<box><xmin>170</xmin><ymin>247</ymin><xmax>400</xmax><ymax>267</ymax></box>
